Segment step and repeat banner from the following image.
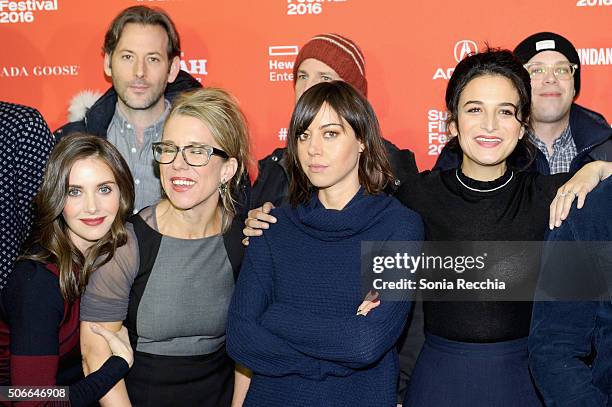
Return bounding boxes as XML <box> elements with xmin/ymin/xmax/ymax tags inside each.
<box><xmin>1</xmin><ymin>0</ymin><xmax>610</xmax><ymax>171</ymax></box>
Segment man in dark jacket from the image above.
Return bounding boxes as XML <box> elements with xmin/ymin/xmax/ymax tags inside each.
<box><xmin>529</xmin><ymin>177</ymin><xmax>612</xmax><ymax>406</ymax></box>
<box><xmin>250</xmin><ymin>33</ymin><xmax>419</xmax><ymax>209</ymax></box>
<box><xmin>54</xmin><ymin>6</ymin><xmax>202</xmax><ymax>211</ymax></box>
<box><xmin>435</xmin><ymin>32</ymin><xmax>611</xmax><ymax>173</ymax></box>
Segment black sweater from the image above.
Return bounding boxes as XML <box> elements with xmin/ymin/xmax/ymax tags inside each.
<box><xmin>396</xmin><ymin>169</ymin><xmax>570</xmax><ymax>342</ymax></box>
<box><xmin>1</xmin><ymin>260</ymin><xmax>129</xmax><ymax>406</ymax></box>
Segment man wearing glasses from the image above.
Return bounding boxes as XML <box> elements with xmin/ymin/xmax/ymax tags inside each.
<box><xmin>514</xmin><ymin>32</ymin><xmax>611</xmax><ymax>174</ymax></box>
<box><xmin>436</xmin><ymin>32</ymin><xmax>611</xmax><ymax>174</ymax></box>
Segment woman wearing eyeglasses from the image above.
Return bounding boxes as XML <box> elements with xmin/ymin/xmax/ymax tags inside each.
<box><xmin>79</xmin><ymin>88</ymin><xmax>250</xmax><ymax>407</ymax></box>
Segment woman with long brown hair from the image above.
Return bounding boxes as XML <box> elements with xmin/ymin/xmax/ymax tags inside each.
<box><xmin>226</xmin><ymin>81</ymin><xmax>424</xmax><ymax>406</ymax></box>
<box><xmin>0</xmin><ymin>133</ymin><xmax>136</xmax><ymax>405</ymax></box>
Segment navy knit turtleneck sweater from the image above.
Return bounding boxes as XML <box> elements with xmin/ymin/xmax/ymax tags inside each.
<box><xmin>227</xmin><ymin>189</ymin><xmax>423</xmax><ymax>407</ymax></box>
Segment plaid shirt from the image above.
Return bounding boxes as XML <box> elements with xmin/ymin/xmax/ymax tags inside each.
<box><xmin>107</xmin><ymin>101</ymin><xmax>170</xmax><ymax>212</ymax></box>
<box><xmin>529</xmin><ymin>125</ymin><xmax>577</xmax><ymax>174</ymax></box>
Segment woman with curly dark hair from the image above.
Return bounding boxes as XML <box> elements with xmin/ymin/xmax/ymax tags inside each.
<box><xmin>396</xmin><ymin>49</ymin><xmax>611</xmax><ymax>407</ymax></box>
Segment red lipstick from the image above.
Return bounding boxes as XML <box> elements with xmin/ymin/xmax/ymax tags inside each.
<box><xmin>80</xmin><ymin>217</ymin><xmax>105</xmax><ymax>226</ymax></box>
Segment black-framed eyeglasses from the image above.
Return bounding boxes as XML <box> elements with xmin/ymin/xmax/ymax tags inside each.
<box><xmin>523</xmin><ymin>62</ymin><xmax>578</xmax><ymax>80</ymax></box>
<box><xmin>152</xmin><ymin>142</ymin><xmax>229</xmax><ymax>166</ymax></box>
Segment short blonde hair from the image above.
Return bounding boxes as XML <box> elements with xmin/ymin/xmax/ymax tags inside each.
<box><xmin>165</xmin><ymin>88</ymin><xmax>251</xmax><ymax>231</ymax></box>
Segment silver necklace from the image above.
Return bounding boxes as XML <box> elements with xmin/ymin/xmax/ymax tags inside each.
<box><xmin>455</xmin><ymin>169</ymin><xmax>514</xmax><ymax>193</ymax></box>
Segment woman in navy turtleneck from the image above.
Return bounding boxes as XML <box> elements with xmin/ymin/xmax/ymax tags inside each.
<box><xmin>226</xmin><ymin>81</ymin><xmax>423</xmax><ymax>407</ymax></box>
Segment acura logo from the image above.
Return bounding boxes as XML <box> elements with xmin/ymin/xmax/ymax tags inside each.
<box><xmin>454</xmin><ymin>40</ymin><xmax>478</xmax><ymax>62</ymax></box>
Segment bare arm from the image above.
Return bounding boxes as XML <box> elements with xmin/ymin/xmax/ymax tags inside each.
<box><xmin>231</xmin><ymin>364</ymin><xmax>252</xmax><ymax>407</ymax></box>
<box><xmin>81</xmin><ymin>321</ymin><xmax>132</xmax><ymax>406</ymax></box>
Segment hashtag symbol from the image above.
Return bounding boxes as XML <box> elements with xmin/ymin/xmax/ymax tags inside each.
<box><xmin>278</xmin><ymin>128</ymin><xmax>288</xmax><ymax>141</ymax></box>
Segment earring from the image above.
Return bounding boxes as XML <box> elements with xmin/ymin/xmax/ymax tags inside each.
<box><xmin>218</xmin><ymin>178</ymin><xmax>228</xmax><ymax>195</ymax></box>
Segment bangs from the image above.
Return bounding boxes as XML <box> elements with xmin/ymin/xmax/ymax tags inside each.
<box><xmin>291</xmin><ymin>92</ymin><xmax>329</xmax><ymax>138</ymax></box>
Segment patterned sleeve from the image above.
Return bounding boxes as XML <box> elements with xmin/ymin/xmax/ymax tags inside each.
<box><xmin>0</xmin><ymin>102</ymin><xmax>54</xmax><ymax>289</ymax></box>
<box><xmin>80</xmin><ymin>223</ymin><xmax>139</xmax><ymax>322</ymax></box>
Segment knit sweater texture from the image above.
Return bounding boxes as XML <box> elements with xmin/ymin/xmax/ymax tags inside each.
<box><xmin>227</xmin><ymin>189</ymin><xmax>423</xmax><ymax>407</ymax></box>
